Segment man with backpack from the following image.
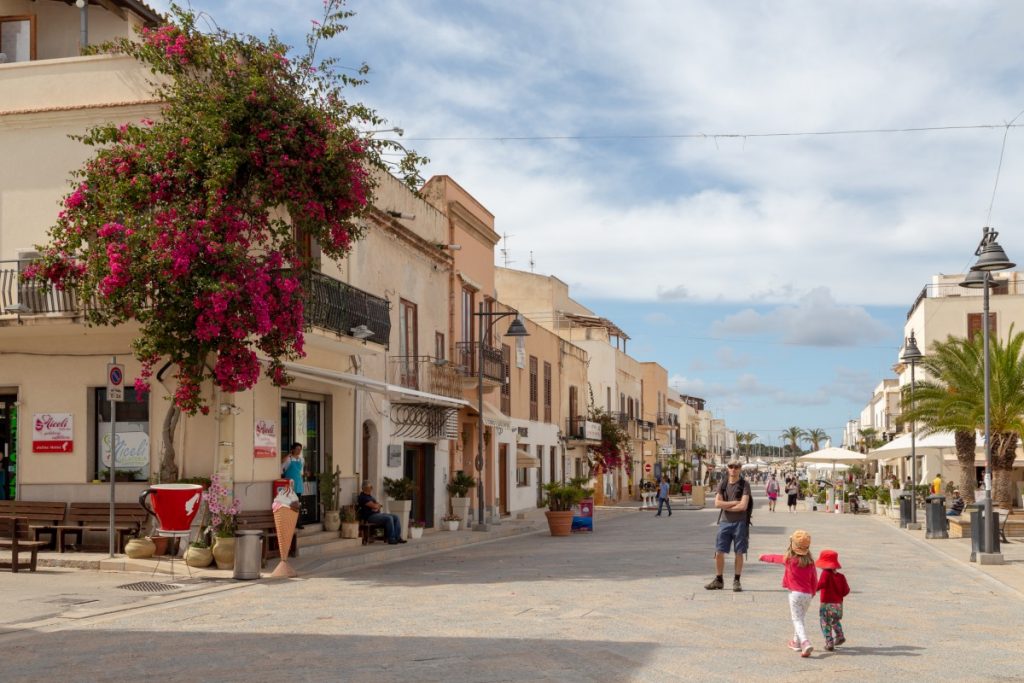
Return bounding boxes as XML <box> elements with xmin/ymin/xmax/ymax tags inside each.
<box><xmin>705</xmin><ymin>458</ymin><xmax>752</xmax><ymax>592</ymax></box>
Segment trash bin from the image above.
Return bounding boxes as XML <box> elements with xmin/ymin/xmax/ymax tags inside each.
<box><xmin>925</xmin><ymin>494</ymin><xmax>947</xmax><ymax>539</ymax></box>
<box><xmin>967</xmin><ymin>503</ymin><xmax>984</xmax><ymax>562</ymax></box>
<box><xmin>691</xmin><ymin>485</ymin><xmax>706</xmax><ymax>507</ymax></box>
<box><xmin>898</xmin><ymin>492</ymin><xmax>912</xmax><ymax>528</ymax></box>
<box><xmin>233</xmin><ymin>530</ymin><xmax>263</xmax><ymax>580</ymax></box>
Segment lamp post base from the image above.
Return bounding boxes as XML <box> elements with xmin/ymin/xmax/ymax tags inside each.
<box><xmin>978</xmin><ymin>552</ymin><xmax>1005</xmax><ymax>565</ymax></box>
<box><xmin>906</xmin><ymin>522</ymin><xmax>922</xmax><ymax>531</ymax></box>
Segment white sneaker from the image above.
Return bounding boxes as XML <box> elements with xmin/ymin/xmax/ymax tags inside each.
<box><xmin>800</xmin><ymin>640</ymin><xmax>813</xmax><ymax>657</ymax></box>
<box><xmin>787</xmin><ymin>638</ymin><xmax>801</xmax><ymax>651</ymax></box>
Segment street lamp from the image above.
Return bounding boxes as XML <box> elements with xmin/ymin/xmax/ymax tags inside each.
<box><xmin>901</xmin><ymin>331</ymin><xmax>923</xmax><ymax>529</ymax></box>
<box><xmin>473</xmin><ymin>303</ymin><xmax>529</xmax><ymax>531</ymax></box>
<box><xmin>959</xmin><ymin>226</ymin><xmax>1015</xmax><ymax>558</ymax></box>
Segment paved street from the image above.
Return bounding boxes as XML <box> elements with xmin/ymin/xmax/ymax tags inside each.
<box><xmin>3</xmin><ymin>495</ymin><xmax>1023</xmax><ymax>682</ymax></box>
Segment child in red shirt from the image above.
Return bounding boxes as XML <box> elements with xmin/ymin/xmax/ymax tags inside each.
<box><xmin>815</xmin><ymin>549</ymin><xmax>850</xmax><ymax>650</ymax></box>
<box><xmin>759</xmin><ymin>529</ymin><xmax>818</xmax><ymax>657</ymax></box>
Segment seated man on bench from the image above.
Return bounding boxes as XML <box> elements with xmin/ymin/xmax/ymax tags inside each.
<box><xmin>947</xmin><ymin>490</ymin><xmax>966</xmax><ymax>517</ymax></box>
<box><xmin>357</xmin><ymin>481</ymin><xmax>406</xmax><ymax>545</ymax></box>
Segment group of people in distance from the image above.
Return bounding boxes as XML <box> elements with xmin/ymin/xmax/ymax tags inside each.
<box><xmin>706</xmin><ymin>459</ymin><xmax>851</xmax><ymax>658</ymax></box>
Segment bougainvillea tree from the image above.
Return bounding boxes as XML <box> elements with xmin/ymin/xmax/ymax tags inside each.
<box><xmin>28</xmin><ymin>2</ymin><xmax>421</xmax><ymax>409</ymax></box>
<box><xmin>26</xmin><ymin>2</ymin><xmax>423</xmax><ymax>480</ymax></box>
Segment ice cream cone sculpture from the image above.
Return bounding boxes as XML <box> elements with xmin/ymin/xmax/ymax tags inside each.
<box><xmin>270</xmin><ymin>505</ymin><xmax>299</xmax><ymax>578</ymax></box>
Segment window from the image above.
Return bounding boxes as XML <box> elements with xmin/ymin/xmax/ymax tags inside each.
<box><xmin>516</xmin><ymin>466</ymin><xmax>529</xmax><ymax>486</ymax></box>
<box><xmin>461</xmin><ymin>288</ymin><xmax>474</xmax><ymax>343</ymax></box>
<box><xmin>435</xmin><ymin>332</ymin><xmax>445</xmax><ymax>361</ymax></box>
<box><xmin>529</xmin><ymin>356</ymin><xmax>538</xmax><ymax>421</ymax></box>
<box><xmin>568</xmin><ymin>386</ymin><xmax>578</xmax><ymax>423</ymax></box>
<box><xmin>543</xmin><ymin>361</ymin><xmax>552</xmax><ymax>423</ymax></box>
<box><xmin>967</xmin><ymin>312</ymin><xmax>997</xmax><ymax>342</ymax></box>
<box><xmin>606</xmin><ymin>387</ymin><xmax>612</xmax><ymax>413</ymax></box>
<box><xmin>94</xmin><ymin>388</ymin><xmax>150</xmax><ymax>482</ymax></box>
<box><xmin>399</xmin><ymin>299</ymin><xmax>418</xmax><ymax>388</ymax></box>
<box><xmin>0</xmin><ymin>16</ymin><xmax>35</xmax><ymax>63</ymax></box>
<box><xmin>292</xmin><ymin>224</ymin><xmax>321</xmax><ymax>270</ymax></box>
<box><xmin>501</xmin><ymin>344</ymin><xmax>511</xmax><ymax>415</ymax></box>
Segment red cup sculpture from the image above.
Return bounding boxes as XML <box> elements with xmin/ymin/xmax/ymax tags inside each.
<box><xmin>139</xmin><ymin>483</ymin><xmax>204</xmax><ymax>532</ymax></box>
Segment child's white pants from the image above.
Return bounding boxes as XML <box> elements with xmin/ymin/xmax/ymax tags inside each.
<box><xmin>788</xmin><ymin>591</ymin><xmax>814</xmax><ymax>643</ymax></box>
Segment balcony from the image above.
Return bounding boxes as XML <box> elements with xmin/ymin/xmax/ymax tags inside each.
<box><xmin>455</xmin><ymin>342</ymin><xmax>504</xmax><ymax>383</ymax></box>
<box><xmin>387</xmin><ymin>356</ymin><xmax>462</xmax><ymax>400</ymax></box>
<box><xmin>638</xmin><ymin>420</ymin><xmax>656</xmax><ymax>440</ymax></box>
<box><xmin>676</xmin><ymin>437</ymin><xmax>686</xmax><ymax>451</ymax></box>
<box><xmin>0</xmin><ymin>264</ymin><xmax>83</xmax><ymax>316</ymax></box>
<box><xmin>906</xmin><ymin>278</ymin><xmax>1024</xmax><ymax>320</ymax></box>
<box><xmin>657</xmin><ymin>412</ymin><xmax>678</xmax><ymax>427</ymax></box>
<box><xmin>566</xmin><ymin>416</ymin><xmax>601</xmax><ymax>442</ymax></box>
<box><xmin>296</xmin><ymin>270</ymin><xmax>391</xmax><ymax>346</ymax></box>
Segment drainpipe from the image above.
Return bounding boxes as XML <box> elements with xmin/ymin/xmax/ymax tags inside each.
<box><xmin>76</xmin><ymin>0</ymin><xmax>89</xmax><ymax>53</ymax></box>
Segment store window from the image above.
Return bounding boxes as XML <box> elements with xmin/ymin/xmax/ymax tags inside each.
<box><xmin>94</xmin><ymin>388</ymin><xmax>150</xmax><ymax>482</ymax></box>
<box><xmin>0</xmin><ymin>16</ymin><xmax>35</xmax><ymax>63</ymax></box>
<box><xmin>516</xmin><ymin>465</ymin><xmax>529</xmax><ymax>487</ymax></box>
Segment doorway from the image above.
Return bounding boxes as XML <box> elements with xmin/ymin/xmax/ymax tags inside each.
<box><xmin>0</xmin><ymin>395</ymin><xmax>17</xmax><ymax>500</ymax></box>
<box><xmin>403</xmin><ymin>443</ymin><xmax>435</xmax><ymax>527</ymax></box>
<box><xmin>498</xmin><ymin>443</ymin><xmax>509</xmax><ymax>516</ymax></box>
<box><xmin>281</xmin><ymin>398</ymin><xmax>322</xmax><ymax>525</ymax></box>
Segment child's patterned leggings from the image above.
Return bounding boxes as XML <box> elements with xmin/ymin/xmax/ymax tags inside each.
<box><xmin>819</xmin><ymin>603</ymin><xmax>845</xmax><ymax>646</ymax></box>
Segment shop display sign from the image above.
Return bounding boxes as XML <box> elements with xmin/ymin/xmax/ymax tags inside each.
<box><xmin>99</xmin><ymin>423</ymin><xmax>150</xmax><ymax>473</ymax></box>
<box><xmin>32</xmin><ymin>413</ymin><xmax>73</xmax><ymax>453</ymax></box>
<box><xmin>254</xmin><ymin>418</ymin><xmax>277</xmax><ymax>458</ymax></box>
<box><xmin>572</xmin><ymin>497</ymin><xmax>594</xmax><ymax>532</ymax></box>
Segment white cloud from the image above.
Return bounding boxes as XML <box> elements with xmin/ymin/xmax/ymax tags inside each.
<box><xmin>710</xmin><ymin>287</ymin><xmax>892</xmax><ymax>347</ymax></box>
<box><xmin>715</xmin><ymin>347</ymin><xmax>750</xmax><ymax>370</ymax></box>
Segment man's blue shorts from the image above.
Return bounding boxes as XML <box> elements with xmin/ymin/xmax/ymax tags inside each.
<box><xmin>715</xmin><ymin>520</ymin><xmax>749</xmax><ymax>554</ymax></box>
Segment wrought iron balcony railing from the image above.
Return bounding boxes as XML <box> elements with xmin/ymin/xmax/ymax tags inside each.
<box><xmin>657</xmin><ymin>412</ymin><xmax>678</xmax><ymax>427</ymax></box>
<box><xmin>566</xmin><ymin>416</ymin><xmax>601</xmax><ymax>441</ymax></box>
<box><xmin>454</xmin><ymin>341</ymin><xmax>504</xmax><ymax>383</ymax></box>
<box><xmin>1</xmin><ymin>262</ymin><xmax>84</xmax><ymax>315</ymax></box>
<box><xmin>387</xmin><ymin>356</ymin><xmax>462</xmax><ymax>399</ymax></box>
<box><xmin>293</xmin><ymin>270</ymin><xmax>391</xmax><ymax>346</ymax></box>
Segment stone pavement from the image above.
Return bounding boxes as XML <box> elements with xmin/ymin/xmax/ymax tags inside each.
<box><xmin>2</xmin><ymin>495</ymin><xmax>1023</xmax><ymax>682</ymax></box>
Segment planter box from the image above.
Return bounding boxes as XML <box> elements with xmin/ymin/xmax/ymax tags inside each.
<box><xmin>450</xmin><ymin>497</ymin><xmax>471</xmax><ymax>526</ymax></box>
<box><xmin>386</xmin><ymin>499</ymin><xmax>412</xmax><ymax>540</ymax></box>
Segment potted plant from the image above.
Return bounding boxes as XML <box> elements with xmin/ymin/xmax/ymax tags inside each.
<box><xmin>441</xmin><ymin>513</ymin><xmax>461</xmax><ymax>531</ymax></box>
<box><xmin>340</xmin><ymin>505</ymin><xmax>360</xmax><ymax>539</ymax></box>
<box><xmin>544</xmin><ymin>477</ymin><xmax>593</xmax><ymax>537</ymax></box>
<box><xmin>319</xmin><ymin>470</ymin><xmax>340</xmax><ymax>532</ymax></box>
<box><xmin>124</xmin><ymin>532</ymin><xmax>156</xmax><ymax>559</ymax></box>
<box><xmin>383</xmin><ymin>476</ymin><xmax>414</xmax><ymax>540</ymax></box>
<box><xmin>410</xmin><ymin>519</ymin><xmax>425</xmax><ymax>539</ymax></box>
<box><xmin>184</xmin><ymin>538</ymin><xmax>213</xmax><ymax>567</ymax></box>
<box><xmin>447</xmin><ymin>471</ymin><xmax>475</xmax><ymax>526</ymax></box>
<box><xmin>206</xmin><ymin>475</ymin><xmax>241</xmax><ymax>570</ymax></box>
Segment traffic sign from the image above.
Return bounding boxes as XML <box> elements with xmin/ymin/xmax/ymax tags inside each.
<box><xmin>644</xmin><ymin>463</ymin><xmax>652</xmax><ymax>472</ymax></box>
<box><xmin>107</xmin><ymin>363</ymin><xmax>125</xmax><ymax>402</ymax></box>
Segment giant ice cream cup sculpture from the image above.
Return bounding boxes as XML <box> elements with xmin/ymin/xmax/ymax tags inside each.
<box><xmin>270</xmin><ymin>485</ymin><xmax>300</xmax><ymax>578</ymax></box>
<box><xmin>139</xmin><ymin>483</ymin><xmax>204</xmax><ymax>532</ymax></box>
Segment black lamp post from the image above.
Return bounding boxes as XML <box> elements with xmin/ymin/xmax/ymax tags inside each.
<box><xmin>901</xmin><ymin>331</ymin><xmax>923</xmax><ymax>529</ymax></box>
<box><xmin>959</xmin><ymin>226</ymin><xmax>1014</xmax><ymax>557</ymax></box>
<box><xmin>473</xmin><ymin>304</ymin><xmax>528</xmax><ymax>531</ymax></box>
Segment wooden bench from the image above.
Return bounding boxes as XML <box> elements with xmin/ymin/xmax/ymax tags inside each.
<box><xmin>359</xmin><ymin>520</ymin><xmax>387</xmax><ymax>545</ymax></box>
<box><xmin>55</xmin><ymin>503</ymin><xmax>148</xmax><ymax>553</ymax></box>
<box><xmin>0</xmin><ymin>501</ymin><xmax>67</xmax><ymax>549</ymax></box>
<box><xmin>0</xmin><ymin>517</ymin><xmax>47</xmax><ymax>572</ymax></box>
<box><xmin>236</xmin><ymin>510</ymin><xmax>298</xmax><ymax>567</ymax></box>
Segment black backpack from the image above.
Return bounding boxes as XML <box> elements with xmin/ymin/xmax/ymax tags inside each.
<box><xmin>718</xmin><ymin>476</ymin><xmax>753</xmax><ymax>526</ymax></box>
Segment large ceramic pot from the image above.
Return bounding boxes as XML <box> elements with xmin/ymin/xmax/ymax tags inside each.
<box><xmin>340</xmin><ymin>521</ymin><xmax>359</xmax><ymax>539</ymax></box>
<box><xmin>444</xmin><ymin>519</ymin><xmax>459</xmax><ymax>531</ymax></box>
<box><xmin>125</xmin><ymin>536</ymin><xmax>155</xmax><ymax>559</ymax></box>
<box><xmin>386</xmin><ymin>499</ymin><xmax>412</xmax><ymax>540</ymax></box>
<box><xmin>185</xmin><ymin>545</ymin><xmax>213</xmax><ymax>568</ymax></box>
<box><xmin>212</xmin><ymin>536</ymin><xmax>236</xmax><ymax>570</ymax></box>
<box><xmin>545</xmin><ymin>510</ymin><xmax>574</xmax><ymax>537</ymax></box>
<box><xmin>410</xmin><ymin>526</ymin><xmax>424</xmax><ymax>539</ymax></box>
<box><xmin>450</xmin><ymin>497</ymin><xmax>471</xmax><ymax>525</ymax></box>
<box><xmin>148</xmin><ymin>535</ymin><xmax>170</xmax><ymax>556</ymax></box>
<box><xmin>323</xmin><ymin>510</ymin><xmax>341</xmax><ymax>532</ymax></box>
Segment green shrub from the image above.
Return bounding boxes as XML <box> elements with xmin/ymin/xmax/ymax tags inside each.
<box><xmin>383</xmin><ymin>477</ymin><xmax>414</xmax><ymax>501</ymax></box>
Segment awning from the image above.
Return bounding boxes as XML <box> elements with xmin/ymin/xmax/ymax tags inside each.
<box><xmin>516</xmin><ymin>448</ymin><xmax>541</xmax><ymax>468</ymax></box>
<box><xmin>385</xmin><ymin>384</ymin><xmax>471</xmax><ymax>409</ymax></box>
<box><xmin>279</xmin><ymin>361</ymin><xmax>471</xmax><ymax>409</ymax></box>
<box><xmin>466</xmin><ymin>400</ymin><xmax>511</xmax><ymax>429</ymax></box>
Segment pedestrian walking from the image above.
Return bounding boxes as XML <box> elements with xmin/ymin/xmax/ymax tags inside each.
<box><xmin>765</xmin><ymin>474</ymin><xmax>779</xmax><ymax>512</ymax></box>
<box><xmin>785</xmin><ymin>477</ymin><xmax>799</xmax><ymax>513</ymax></box>
<box><xmin>655</xmin><ymin>475</ymin><xmax>672</xmax><ymax>517</ymax></box>
<box><xmin>815</xmin><ymin>549</ymin><xmax>850</xmax><ymax>651</ymax></box>
<box><xmin>705</xmin><ymin>459</ymin><xmax>751</xmax><ymax>592</ymax></box>
<box><xmin>931</xmin><ymin>473</ymin><xmax>943</xmax><ymax>495</ymax></box>
<box><xmin>759</xmin><ymin>529</ymin><xmax>818</xmax><ymax>658</ymax></box>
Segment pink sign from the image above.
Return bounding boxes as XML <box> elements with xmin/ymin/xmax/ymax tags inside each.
<box><xmin>33</xmin><ymin>413</ymin><xmax>74</xmax><ymax>453</ymax></box>
<box><xmin>254</xmin><ymin>418</ymin><xmax>277</xmax><ymax>458</ymax></box>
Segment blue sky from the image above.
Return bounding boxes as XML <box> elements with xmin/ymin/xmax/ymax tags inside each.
<box><xmin>151</xmin><ymin>1</ymin><xmax>1024</xmax><ymax>445</ymax></box>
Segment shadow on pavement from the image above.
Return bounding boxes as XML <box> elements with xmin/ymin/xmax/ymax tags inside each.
<box><xmin>835</xmin><ymin>645</ymin><xmax>925</xmax><ymax>657</ymax></box>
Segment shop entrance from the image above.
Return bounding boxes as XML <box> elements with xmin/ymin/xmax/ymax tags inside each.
<box><xmin>403</xmin><ymin>443</ymin><xmax>435</xmax><ymax>527</ymax></box>
<box><xmin>0</xmin><ymin>395</ymin><xmax>17</xmax><ymax>500</ymax></box>
<box><xmin>281</xmin><ymin>398</ymin><xmax>322</xmax><ymax>526</ymax></box>
<box><xmin>498</xmin><ymin>443</ymin><xmax>509</xmax><ymax>516</ymax></box>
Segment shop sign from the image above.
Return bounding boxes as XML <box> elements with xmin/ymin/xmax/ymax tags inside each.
<box><xmin>254</xmin><ymin>418</ymin><xmax>277</xmax><ymax>458</ymax></box>
<box><xmin>33</xmin><ymin>413</ymin><xmax>73</xmax><ymax>453</ymax></box>
<box><xmin>583</xmin><ymin>421</ymin><xmax>601</xmax><ymax>441</ymax></box>
<box><xmin>99</xmin><ymin>423</ymin><xmax>150</xmax><ymax>471</ymax></box>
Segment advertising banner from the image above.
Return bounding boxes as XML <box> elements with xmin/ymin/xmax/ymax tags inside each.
<box><xmin>98</xmin><ymin>422</ymin><xmax>150</xmax><ymax>478</ymax></box>
<box><xmin>254</xmin><ymin>418</ymin><xmax>277</xmax><ymax>458</ymax></box>
<box><xmin>32</xmin><ymin>413</ymin><xmax>73</xmax><ymax>453</ymax></box>
<box><xmin>571</xmin><ymin>497</ymin><xmax>594</xmax><ymax>532</ymax></box>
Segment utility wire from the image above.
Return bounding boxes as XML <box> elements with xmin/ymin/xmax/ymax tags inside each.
<box><xmin>390</xmin><ymin>122</ymin><xmax>1024</xmax><ymax>143</ymax></box>
<box><xmin>985</xmin><ymin>109</ymin><xmax>1024</xmax><ymax>225</ymax></box>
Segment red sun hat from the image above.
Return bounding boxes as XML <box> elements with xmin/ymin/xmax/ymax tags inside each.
<box><xmin>815</xmin><ymin>549</ymin><xmax>841</xmax><ymax>569</ymax></box>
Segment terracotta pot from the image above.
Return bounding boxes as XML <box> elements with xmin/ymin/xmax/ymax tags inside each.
<box><xmin>148</xmin><ymin>535</ymin><xmax>170</xmax><ymax>556</ymax></box>
<box><xmin>185</xmin><ymin>545</ymin><xmax>213</xmax><ymax>568</ymax></box>
<box><xmin>125</xmin><ymin>536</ymin><xmax>155</xmax><ymax>559</ymax></box>
<box><xmin>545</xmin><ymin>510</ymin><xmax>574</xmax><ymax>537</ymax></box>
<box><xmin>212</xmin><ymin>536</ymin><xmax>236</xmax><ymax>570</ymax></box>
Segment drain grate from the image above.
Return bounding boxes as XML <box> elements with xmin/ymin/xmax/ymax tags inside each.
<box><xmin>117</xmin><ymin>581</ymin><xmax>183</xmax><ymax>593</ymax></box>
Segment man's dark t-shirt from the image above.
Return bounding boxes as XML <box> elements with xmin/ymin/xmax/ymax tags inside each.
<box><xmin>719</xmin><ymin>478</ymin><xmax>751</xmax><ymax>523</ymax></box>
<box><xmin>357</xmin><ymin>492</ymin><xmax>377</xmax><ymax>521</ymax></box>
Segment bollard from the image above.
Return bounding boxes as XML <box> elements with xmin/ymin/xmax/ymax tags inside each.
<box><xmin>967</xmin><ymin>503</ymin><xmax>984</xmax><ymax>562</ymax></box>
<box><xmin>925</xmin><ymin>494</ymin><xmax>947</xmax><ymax>539</ymax></box>
<box><xmin>898</xmin><ymin>492</ymin><xmax>912</xmax><ymax>528</ymax></box>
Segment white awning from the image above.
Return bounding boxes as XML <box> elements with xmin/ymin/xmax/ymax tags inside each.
<box><xmin>516</xmin><ymin>448</ymin><xmax>541</xmax><ymax>468</ymax></box>
<box><xmin>385</xmin><ymin>384</ymin><xmax>471</xmax><ymax>409</ymax></box>
<box><xmin>280</xmin><ymin>361</ymin><xmax>470</xmax><ymax>409</ymax></box>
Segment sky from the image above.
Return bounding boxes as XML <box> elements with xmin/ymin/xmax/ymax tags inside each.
<box><xmin>151</xmin><ymin>0</ymin><xmax>1024</xmax><ymax>447</ymax></box>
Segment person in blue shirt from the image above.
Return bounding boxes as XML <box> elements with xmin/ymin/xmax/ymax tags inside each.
<box><xmin>282</xmin><ymin>442</ymin><xmax>305</xmax><ymax>528</ymax></box>
<box><xmin>357</xmin><ymin>481</ymin><xmax>406</xmax><ymax>544</ymax></box>
<box><xmin>655</xmin><ymin>474</ymin><xmax>672</xmax><ymax>517</ymax></box>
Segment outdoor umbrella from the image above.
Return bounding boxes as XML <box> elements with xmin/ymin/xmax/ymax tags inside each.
<box><xmin>798</xmin><ymin>447</ymin><xmax>868</xmax><ymax>510</ymax></box>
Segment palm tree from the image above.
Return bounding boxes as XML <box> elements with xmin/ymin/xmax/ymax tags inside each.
<box><xmin>857</xmin><ymin>427</ymin><xmax>882</xmax><ymax>454</ymax></box>
<box><xmin>781</xmin><ymin>426</ymin><xmax>805</xmax><ymax>473</ymax></box>
<box><xmin>803</xmin><ymin>428</ymin><xmax>828</xmax><ymax>452</ymax></box>
<box><xmin>735</xmin><ymin>432</ymin><xmax>757</xmax><ymax>462</ymax></box>
<box><xmin>902</xmin><ymin>330</ymin><xmax>1024</xmax><ymax>507</ymax></box>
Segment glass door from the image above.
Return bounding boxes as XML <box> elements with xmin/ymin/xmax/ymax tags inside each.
<box><xmin>280</xmin><ymin>398</ymin><xmax>322</xmax><ymax>525</ymax></box>
<box><xmin>0</xmin><ymin>395</ymin><xmax>16</xmax><ymax>500</ymax></box>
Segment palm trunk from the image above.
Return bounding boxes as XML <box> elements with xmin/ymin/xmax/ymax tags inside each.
<box><xmin>991</xmin><ymin>431</ymin><xmax>1018</xmax><ymax>509</ymax></box>
<box><xmin>954</xmin><ymin>430</ymin><xmax>977</xmax><ymax>504</ymax></box>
